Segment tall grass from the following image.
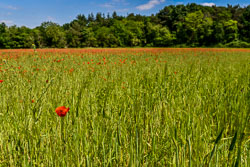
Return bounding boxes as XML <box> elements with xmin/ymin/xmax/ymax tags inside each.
<box><xmin>0</xmin><ymin>49</ymin><xmax>249</xmax><ymax>166</ymax></box>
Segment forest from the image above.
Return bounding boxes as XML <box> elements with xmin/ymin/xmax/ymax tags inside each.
<box><xmin>0</xmin><ymin>3</ymin><xmax>250</xmax><ymax>48</ymax></box>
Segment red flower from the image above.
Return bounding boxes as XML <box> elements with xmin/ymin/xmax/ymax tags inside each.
<box><xmin>31</xmin><ymin>99</ymin><xmax>35</xmax><ymax>103</ymax></box>
<box><xmin>0</xmin><ymin>80</ymin><xmax>3</xmax><ymax>83</ymax></box>
<box><xmin>55</xmin><ymin>106</ymin><xmax>70</xmax><ymax>117</ymax></box>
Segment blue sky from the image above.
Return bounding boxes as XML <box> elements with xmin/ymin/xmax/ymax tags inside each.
<box><xmin>0</xmin><ymin>0</ymin><xmax>249</xmax><ymax>28</ymax></box>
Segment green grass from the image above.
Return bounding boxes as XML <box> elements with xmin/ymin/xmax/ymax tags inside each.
<box><xmin>0</xmin><ymin>49</ymin><xmax>249</xmax><ymax>166</ymax></box>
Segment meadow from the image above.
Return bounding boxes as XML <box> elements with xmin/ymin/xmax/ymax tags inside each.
<box><xmin>0</xmin><ymin>48</ymin><xmax>249</xmax><ymax>166</ymax></box>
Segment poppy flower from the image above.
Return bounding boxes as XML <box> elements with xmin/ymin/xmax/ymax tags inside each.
<box><xmin>55</xmin><ymin>106</ymin><xmax>70</xmax><ymax>117</ymax></box>
<box><xmin>0</xmin><ymin>80</ymin><xmax>3</xmax><ymax>83</ymax></box>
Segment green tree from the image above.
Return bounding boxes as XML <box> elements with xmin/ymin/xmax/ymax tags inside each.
<box><xmin>0</xmin><ymin>23</ymin><xmax>7</xmax><ymax>48</ymax></box>
<box><xmin>183</xmin><ymin>10</ymin><xmax>204</xmax><ymax>45</ymax></box>
<box><xmin>153</xmin><ymin>25</ymin><xmax>174</xmax><ymax>46</ymax></box>
<box><xmin>0</xmin><ymin>3</ymin><xmax>250</xmax><ymax>48</ymax></box>
<box><xmin>65</xmin><ymin>21</ymin><xmax>82</xmax><ymax>48</ymax></box>
<box><xmin>212</xmin><ymin>22</ymin><xmax>225</xmax><ymax>44</ymax></box>
<box><xmin>111</xmin><ymin>20</ymin><xmax>130</xmax><ymax>47</ymax></box>
<box><xmin>81</xmin><ymin>27</ymin><xmax>97</xmax><ymax>47</ymax></box>
<box><xmin>2</xmin><ymin>25</ymin><xmax>34</xmax><ymax>48</ymax></box>
<box><xmin>224</xmin><ymin>19</ymin><xmax>238</xmax><ymax>42</ymax></box>
<box><xmin>145</xmin><ymin>22</ymin><xmax>174</xmax><ymax>46</ymax></box>
<box><xmin>197</xmin><ymin>17</ymin><xmax>214</xmax><ymax>45</ymax></box>
<box><xmin>39</xmin><ymin>22</ymin><xmax>66</xmax><ymax>48</ymax></box>
<box><xmin>239</xmin><ymin>5</ymin><xmax>250</xmax><ymax>42</ymax></box>
<box><xmin>95</xmin><ymin>26</ymin><xmax>119</xmax><ymax>47</ymax></box>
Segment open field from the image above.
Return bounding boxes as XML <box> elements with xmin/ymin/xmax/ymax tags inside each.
<box><xmin>0</xmin><ymin>48</ymin><xmax>249</xmax><ymax>166</ymax></box>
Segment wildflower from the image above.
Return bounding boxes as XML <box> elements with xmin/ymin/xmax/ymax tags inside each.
<box><xmin>0</xmin><ymin>80</ymin><xmax>3</xmax><ymax>83</ymax></box>
<box><xmin>55</xmin><ymin>106</ymin><xmax>70</xmax><ymax>117</ymax></box>
<box><xmin>31</xmin><ymin>99</ymin><xmax>35</xmax><ymax>103</ymax></box>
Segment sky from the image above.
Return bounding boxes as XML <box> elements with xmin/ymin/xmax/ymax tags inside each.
<box><xmin>0</xmin><ymin>0</ymin><xmax>249</xmax><ymax>28</ymax></box>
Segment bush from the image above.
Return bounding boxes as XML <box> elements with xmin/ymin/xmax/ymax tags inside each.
<box><xmin>225</xmin><ymin>40</ymin><xmax>250</xmax><ymax>48</ymax></box>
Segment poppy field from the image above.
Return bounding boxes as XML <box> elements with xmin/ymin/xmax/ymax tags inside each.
<box><xmin>0</xmin><ymin>48</ymin><xmax>249</xmax><ymax>166</ymax></box>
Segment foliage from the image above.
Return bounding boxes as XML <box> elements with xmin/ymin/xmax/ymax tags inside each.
<box><xmin>0</xmin><ymin>3</ymin><xmax>250</xmax><ymax>48</ymax></box>
<box><xmin>225</xmin><ymin>40</ymin><xmax>250</xmax><ymax>48</ymax></box>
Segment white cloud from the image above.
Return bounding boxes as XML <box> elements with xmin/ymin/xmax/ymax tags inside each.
<box><xmin>241</xmin><ymin>4</ymin><xmax>249</xmax><ymax>7</ymax></box>
<box><xmin>0</xmin><ymin>4</ymin><xmax>18</xmax><ymax>10</ymax></box>
<box><xmin>100</xmin><ymin>0</ymin><xmax>129</xmax><ymax>8</ymax></box>
<box><xmin>101</xmin><ymin>3</ymin><xmax>114</xmax><ymax>8</ymax></box>
<box><xmin>201</xmin><ymin>3</ymin><xmax>216</xmax><ymax>7</ymax></box>
<box><xmin>116</xmin><ymin>8</ymin><xmax>129</xmax><ymax>12</ymax></box>
<box><xmin>100</xmin><ymin>0</ymin><xmax>129</xmax><ymax>13</ymax></box>
<box><xmin>0</xmin><ymin>20</ymin><xmax>14</xmax><ymax>26</ymax></box>
<box><xmin>6</xmin><ymin>5</ymin><xmax>17</xmax><ymax>10</ymax></box>
<box><xmin>113</xmin><ymin>0</ymin><xmax>126</xmax><ymax>2</ymax></box>
<box><xmin>176</xmin><ymin>2</ymin><xmax>184</xmax><ymax>5</ymax></box>
<box><xmin>136</xmin><ymin>0</ymin><xmax>165</xmax><ymax>11</ymax></box>
<box><xmin>46</xmin><ymin>16</ymin><xmax>55</xmax><ymax>22</ymax></box>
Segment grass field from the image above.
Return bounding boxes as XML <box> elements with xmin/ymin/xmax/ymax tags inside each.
<box><xmin>0</xmin><ymin>48</ymin><xmax>249</xmax><ymax>166</ymax></box>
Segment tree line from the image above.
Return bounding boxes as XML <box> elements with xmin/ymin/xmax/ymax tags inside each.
<box><xmin>0</xmin><ymin>3</ymin><xmax>250</xmax><ymax>48</ymax></box>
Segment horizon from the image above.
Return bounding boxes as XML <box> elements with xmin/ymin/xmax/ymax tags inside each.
<box><xmin>0</xmin><ymin>0</ymin><xmax>249</xmax><ymax>28</ymax></box>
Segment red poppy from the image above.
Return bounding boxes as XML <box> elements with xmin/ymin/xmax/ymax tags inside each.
<box><xmin>0</xmin><ymin>80</ymin><xmax>3</xmax><ymax>83</ymax></box>
<box><xmin>55</xmin><ymin>106</ymin><xmax>70</xmax><ymax>117</ymax></box>
<box><xmin>31</xmin><ymin>99</ymin><xmax>35</xmax><ymax>103</ymax></box>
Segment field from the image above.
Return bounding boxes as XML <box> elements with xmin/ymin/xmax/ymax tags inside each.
<box><xmin>0</xmin><ymin>48</ymin><xmax>249</xmax><ymax>166</ymax></box>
